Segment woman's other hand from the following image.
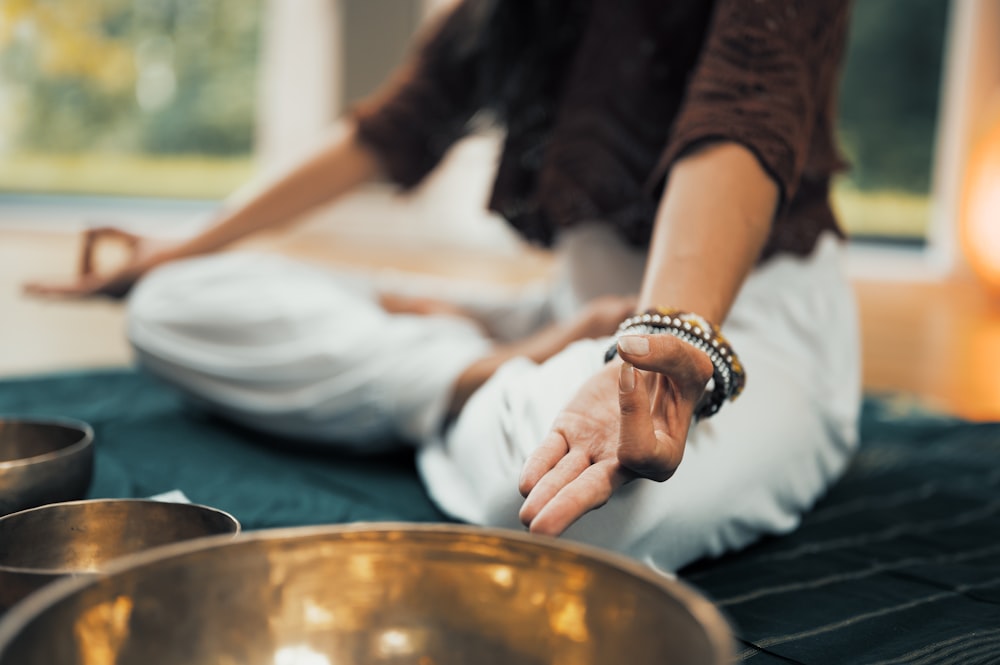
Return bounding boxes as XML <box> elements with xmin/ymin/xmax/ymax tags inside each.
<box><xmin>518</xmin><ymin>334</ymin><xmax>713</xmax><ymax>536</ymax></box>
<box><xmin>575</xmin><ymin>295</ymin><xmax>638</xmax><ymax>340</ymax></box>
<box><xmin>23</xmin><ymin>226</ymin><xmax>176</xmax><ymax>299</ymax></box>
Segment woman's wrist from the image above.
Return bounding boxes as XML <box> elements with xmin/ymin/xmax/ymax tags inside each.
<box><xmin>607</xmin><ymin>307</ymin><xmax>745</xmax><ymax>419</ymax></box>
<box><xmin>143</xmin><ymin>244</ymin><xmax>187</xmax><ymax>272</ymax></box>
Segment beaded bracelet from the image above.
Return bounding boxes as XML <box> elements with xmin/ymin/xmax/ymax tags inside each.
<box><xmin>605</xmin><ymin>307</ymin><xmax>745</xmax><ymax>419</ymax></box>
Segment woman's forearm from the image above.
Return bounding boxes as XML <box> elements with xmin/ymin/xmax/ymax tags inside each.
<box><xmin>159</xmin><ymin>125</ymin><xmax>383</xmax><ymax>262</ymax></box>
<box><xmin>638</xmin><ymin>142</ymin><xmax>778</xmax><ymax>323</ymax></box>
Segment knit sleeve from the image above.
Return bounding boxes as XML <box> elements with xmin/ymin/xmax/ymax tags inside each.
<box><xmin>657</xmin><ymin>0</ymin><xmax>850</xmax><ymax>206</ymax></box>
<box><xmin>350</xmin><ymin>1</ymin><xmax>486</xmax><ymax>189</ymax></box>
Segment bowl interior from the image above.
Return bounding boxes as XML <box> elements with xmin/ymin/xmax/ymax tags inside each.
<box><xmin>0</xmin><ymin>525</ymin><xmax>732</xmax><ymax>665</ymax></box>
<box><xmin>0</xmin><ymin>421</ymin><xmax>89</xmax><ymax>464</ymax></box>
<box><xmin>0</xmin><ymin>500</ymin><xmax>240</xmax><ymax>573</ymax></box>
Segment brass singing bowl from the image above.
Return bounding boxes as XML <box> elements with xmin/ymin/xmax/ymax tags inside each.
<box><xmin>0</xmin><ymin>499</ymin><xmax>240</xmax><ymax>614</ymax></box>
<box><xmin>0</xmin><ymin>418</ymin><xmax>94</xmax><ymax>517</ymax></box>
<box><xmin>0</xmin><ymin>523</ymin><xmax>733</xmax><ymax>664</ymax></box>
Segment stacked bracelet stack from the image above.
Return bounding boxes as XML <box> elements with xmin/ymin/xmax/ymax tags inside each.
<box><xmin>605</xmin><ymin>307</ymin><xmax>746</xmax><ymax>419</ymax></box>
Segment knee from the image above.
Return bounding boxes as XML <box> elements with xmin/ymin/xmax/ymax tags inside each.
<box><xmin>126</xmin><ymin>255</ymin><xmax>247</xmax><ymax>351</ymax></box>
<box><xmin>128</xmin><ymin>254</ymin><xmax>293</xmax><ymax>343</ymax></box>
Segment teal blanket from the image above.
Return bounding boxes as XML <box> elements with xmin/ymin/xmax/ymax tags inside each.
<box><xmin>1</xmin><ymin>369</ymin><xmax>448</xmax><ymax>528</ymax></box>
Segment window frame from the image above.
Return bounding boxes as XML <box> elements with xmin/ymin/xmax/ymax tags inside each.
<box><xmin>846</xmin><ymin>0</ymin><xmax>997</xmax><ymax>281</ymax></box>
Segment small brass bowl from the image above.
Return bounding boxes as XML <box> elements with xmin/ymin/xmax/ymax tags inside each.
<box><xmin>0</xmin><ymin>499</ymin><xmax>240</xmax><ymax>613</ymax></box>
<box><xmin>0</xmin><ymin>523</ymin><xmax>733</xmax><ymax>664</ymax></box>
<box><xmin>0</xmin><ymin>418</ymin><xmax>94</xmax><ymax>517</ymax></box>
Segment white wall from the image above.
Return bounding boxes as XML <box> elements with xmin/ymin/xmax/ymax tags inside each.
<box><xmin>255</xmin><ymin>0</ymin><xmax>522</xmax><ymax>254</ymax></box>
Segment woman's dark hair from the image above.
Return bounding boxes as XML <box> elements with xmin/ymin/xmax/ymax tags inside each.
<box><xmin>427</xmin><ymin>0</ymin><xmax>593</xmax><ymax>131</ymax></box>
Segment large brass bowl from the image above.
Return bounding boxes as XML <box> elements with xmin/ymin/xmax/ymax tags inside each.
<box><xmin>0</xmin><ymin>523</ymin><xmax>733</xmax><ymax>664</ymax></box>
<box><xmin>0</xmin><ymin>499</ymin><xmax>240</xmax><ymax>613</ymax></box>
<box><xmin>0</xmin><ymin>418</ymin><xmax>94</xmax><ymax>516</ymax></box>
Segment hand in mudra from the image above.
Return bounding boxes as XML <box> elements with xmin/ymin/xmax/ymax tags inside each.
<box><xmin>24</xmin><ymin>226</ymin><xmax>174</xmax><ymax>299</ymax></box>
<box><xmin>518</xmin><ymin>334</ymin><xmax>713</xmax><ymax>536</ymax></box>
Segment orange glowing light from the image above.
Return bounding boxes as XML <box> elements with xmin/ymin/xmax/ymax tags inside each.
<box><xmin>963</xmin><ymin>112</ymin><xmax>1000</xmax><ymax>291</ymax></box>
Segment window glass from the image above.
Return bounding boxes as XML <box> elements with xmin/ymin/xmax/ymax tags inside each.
<box><xmin>834</xmin><ymin>0</ymin><xmax>951</xmax><ymax>245</ymax></box>
<box><xmin>0</xmin><ymin>0</ymin><xmax>262</xmax><ymax>199</ymax></box>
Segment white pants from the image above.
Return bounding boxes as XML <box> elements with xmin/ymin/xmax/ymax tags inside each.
<box><xmin>128</xmin><ymin>227</ymin><xmax>860</xmax><ymax>573</ymax></box>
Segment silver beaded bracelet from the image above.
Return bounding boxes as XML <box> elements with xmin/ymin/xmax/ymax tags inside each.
<box><xmin>605</xmin><ymin>308</ymin><xmax>745</xmax><ymax>419</ymax></box>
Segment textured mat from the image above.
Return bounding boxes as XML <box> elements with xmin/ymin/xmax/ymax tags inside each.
<box><xmin>683</xmin><ymin>398</ymin><xmax>1000</xmax><ymax>664</ymax></box>
<box><xmin>3</xmin><ymin>369</ymin><xmax>999</xmax><ymax>663</ymax></box>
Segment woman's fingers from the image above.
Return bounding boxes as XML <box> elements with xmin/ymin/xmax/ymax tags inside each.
<box><xmin>618</xmin><ymin>363</ymin><xmax>679</xmax><ymax>479</ymax></box>
<box><xmin>618</xmin><ymin>334</ymin><xmax>713</xmax><ymax>400</ymax></box>
<box><xmin>23</xmin><ymin>276</ymin><xmax>99</xmax><ymax>298</ymax></box>
<box><xmin>519</xmin><ymin>449</ymin><xmax>590</xmax><ymax>527</ymax></box>
<box><xmin>79</xmin><ymin>228</ymin><xmax>104</xmax><ymax>276</ymax></box>
<box><xmin>617</xmin><ymin>362</ymin><xmax>680</xmax><ymax>481</ymax></box>
<box><xmin>524</xmin><ymin>461</ymin><xmax>623</xmax><ymax>537</ymax></box>
<box><xmin>24</xmin><ymin>270</ymin><xmax>135</xmax><ymax>300</ymax></box>
<box><xmin>24</xmin><ymin>272</ymin><xmax>112</xmax><ymax>297</ymax></box>
<box><xmin>79</xmin><ymin>227</ymin><xmax>139</xmax><ymax>277</ymax></box>
<box><xmin>518</xmin><ymin>430</ymin><xmax>569</xmax><ymax>497</ymax></box>
<box><xmin>26</xmin><ymin>226</ymin><xmax>151</xmax><ymax>301</ymax></box>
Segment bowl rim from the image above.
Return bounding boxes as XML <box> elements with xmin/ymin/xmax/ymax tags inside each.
<box><xmin>0</xmin><ymin>522</ymin><xmax>735</xmax><ymax>662</ymax></box>
<box><xmin>0</xmin><ymin>498</ymin><xmax>241</xmax><ymax>576</ymax></box>
<box><xmin>0</xmin><ymin>417</ymin><xmax>94</xmax><ymax>470</ymax></box>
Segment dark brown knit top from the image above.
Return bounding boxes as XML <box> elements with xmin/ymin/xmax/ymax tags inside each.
<box><xmin>353</xmin><ymin>0</ymin><xmax>850</xmax><ymax>262</ymax></box>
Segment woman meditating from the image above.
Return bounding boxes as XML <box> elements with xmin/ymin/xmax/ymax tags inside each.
<box><xmin>27</xmin><ymin>0</ymin><xmax>860</xmax><ymax>574</ymax></box>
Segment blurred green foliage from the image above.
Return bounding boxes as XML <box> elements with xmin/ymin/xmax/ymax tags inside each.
<box><xmin>0</xmin><ymin>0</ymin><xmax>261</xmax><ymax>158</ymax></box>
<box><xmin>837</xmin><ymin>0</ymin><xmax>950</xmax><ymax>194</ymax></box>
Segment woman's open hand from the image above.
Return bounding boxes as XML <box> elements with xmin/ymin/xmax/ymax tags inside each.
<box><xmin>518</xmin><ymin>334</ymin><xmax>713</xmax><ymax>536</ymax></box>
<box><xmin>23</xmin><ymin>226</ymin><xmax>176</xmax><ymax>299</ymax></box>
